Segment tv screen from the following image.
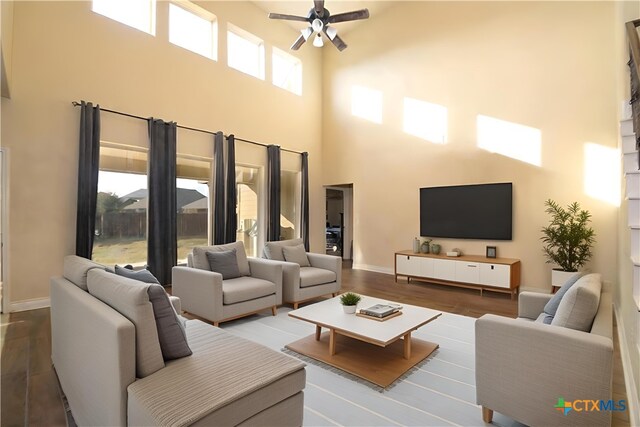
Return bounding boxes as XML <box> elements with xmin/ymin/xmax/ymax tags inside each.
<box><xmin>420</xmin><ymin>183</ymin><xmax>513</xmax><ymax>240</ymax></box>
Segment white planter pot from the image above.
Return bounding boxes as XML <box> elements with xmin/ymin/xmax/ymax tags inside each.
<box><xmin>551</xmin><ymin>269</ymin><xmax>581</xmax><ymax>289</ymax></box>
<box><xmin>342</xmin><ymin>305</ymin><xmax>357</xmax><ymax>314</ymax></box>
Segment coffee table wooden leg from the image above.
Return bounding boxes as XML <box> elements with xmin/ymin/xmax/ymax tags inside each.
<box><xmin>315</xmin><ymin>325</ymin><xmax>321</xmax><ymax>341</ymax></box>
<box><xmin>403</xmin><ymin>332</ymin><xmax>411</xmax><ymax>359</ymax></box>
<box><xmin>329</xmin><ymin>329</ymin><xmax>336</xmax><ymax>356</ymax></box>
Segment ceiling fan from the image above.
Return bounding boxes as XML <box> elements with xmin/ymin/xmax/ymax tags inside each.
<box><xmin>268</xmin><ymin>0</ymin><xmax>369</xmax><ymax>52</ymax></box>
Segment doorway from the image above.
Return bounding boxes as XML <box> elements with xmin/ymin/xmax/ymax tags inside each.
<box><xmin>324</xmin><ymin>184</ymin><xmax>353</xmax><ymax>260</ymax></box>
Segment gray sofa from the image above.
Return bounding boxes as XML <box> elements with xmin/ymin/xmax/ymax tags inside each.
<box><xmin>475</xmin><ymin>273</ymin><xmax>612</xmax><ymax>426</ymax></box>
<box><xmin>262</xmin><ymin>238</ymin><xmax>341</xmax><ymax>309</ymax></box>
<box><xmin>51</xmin><ymin>255</ymin><xmax>306</xmax><ymax>426</ymax></box>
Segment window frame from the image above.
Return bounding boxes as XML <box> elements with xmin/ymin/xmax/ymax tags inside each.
<box><xmin>92</xmin><ymin>0</ymin><xmax>157</xmax><ymax>36</ymax></box>
<box><xmin>168</xmin><ymin>1</ymin><xmax>218</xmax><ymax>61</ymax></box>
<box><xmin>226</xmin><ymin>23</ymin><xmax>266</xmax><ymax>80</ymax></box>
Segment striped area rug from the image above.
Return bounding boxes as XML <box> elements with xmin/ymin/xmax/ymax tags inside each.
<box><xmin>222</xmin><ymin>308</ymin><xmax>524</xmax><ymax>427</ymax></box>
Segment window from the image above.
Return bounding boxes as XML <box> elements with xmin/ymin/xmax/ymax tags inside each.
<box><xmin>280</xmin><ymin>170</ymin><xmax>299</xmax><ymax>240</ymax></box>
<box><xmin>169</xmin><ymin>2</ymin><xmax>217</xmax><ymax>60</ymax></box>
<box><xmin>227</xmin><ymin>25</ymin><xmax>265</xmax><ymax>80</ymax></box>
<box><xmin>403</xmin><ymin>97</ymin><xmax>448</xmax><ymax>144</ymax></box>
<box><xmin>177</xmin><ymin>156</ymin><xmax>211</xmax><ymax>263</ymax></box>
<box><xmin>351</xmin><ymin>85</ymin><xmax>383</xmax><ymax>124</ymax></box>
<box><xmin>93</xmin><ymin>145</ymin><xmax>149</xmax><ymax>266</ymax></box>
<box><xmin>236</xmin><ymin>165</ymin><xmax>261</xmax><ymax>257</ymax></box>
<box><xmin>272</xmin><ymin>48</ymin><xmax>302</xmax><ymax>95</ymax></box>
<box><xmin>92</xmin><ymin>0</ymin><xmax>156</xmax><ymax>35</ymax></box>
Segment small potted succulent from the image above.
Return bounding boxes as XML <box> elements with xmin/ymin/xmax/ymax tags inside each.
<box><xmin>339</xmin><ymin>292</ymin><xmax>361</xmax><ymax>314</ymax></box>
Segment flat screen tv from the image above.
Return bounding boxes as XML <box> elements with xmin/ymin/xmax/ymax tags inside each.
<box><xmin>420</xmin><ymin>183</ymin><xmax>513</xmax><ymax>240</ymax></box>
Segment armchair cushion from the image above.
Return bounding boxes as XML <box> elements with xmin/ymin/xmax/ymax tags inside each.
<box><xmin>206</xmin><ymin>250</ymin><xmax>241</xmax><ymax>280</ymax></box>
<box><xmin>263</xmin><ymin>238</ymin><xmax>304</xmax><ymax>261</ymax></box>
<box><xmin>222</xmin><ymin>277</ymin><xmax>277</xmax><ymax>305</ymax></box>
<box><xmin>147</xmin><ymin>284</ymin><xmax>192</xmax><ymax>361</ymax></box>
<box><xmin>87</xmin><ymin>269</ymin><xmax>165</xmax><ymax>378</ymax></box>
<box><xmin>542</xmin><ymin>271</ymin><xmax>585</xmax><ymax>323</ymax></box>
<box><xmin>282</xmin><ymin>245</ymin><xmax>310</xmax><ymax>267</ymax></box>
<box><xmin>193</xmin><ymin>242</ymin><xmax>250</xmax><ymax>276</ymax></box>
<box><xmin>299</xmin><ymin>267</ymin><xmax>337</xmax><ymax>288</ymax></box>
<box><xmin>551</xmin><ymin>273</ymin><xmax>601</xmax><ymax>332</ymax></box>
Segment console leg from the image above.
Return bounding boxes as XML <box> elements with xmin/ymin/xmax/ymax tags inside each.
<box><xmin>482</xmin><ymin>407</ymin><xmax>493</xmax><ymax>423</ymax></box>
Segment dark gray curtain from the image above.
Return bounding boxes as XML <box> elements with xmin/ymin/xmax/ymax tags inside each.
<box><xmin>75</xmin><ymin>101</ymin><xmax>101</xmax><ymax>259</ymax></box>
<box><xmin>267</xmin><ymin>145</ymin><xmax>281</xmax><ymax>242</ymax></box>
<box><xmin>147</xmin><ymin>118</ymin><xmax>177</xmax><ymax>286</ymax></box>
<box><xmin>301</xmin><ymin>152</ymin><xmax>310</xmax><ymax>251</ymax></box>
<box><xmin>224</xmin><ymin>135</ymin><xmax>237</xmax><ymax>243</ymax></box>
<box><xmin>213</xmin><ymin>131</ymin><xmax>225</xmax><ymax>244</ymax></box>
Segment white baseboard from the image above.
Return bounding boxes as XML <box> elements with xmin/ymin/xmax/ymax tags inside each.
<box><xmin>614</xmin><ymin>305</ymin><xmax>640</xmax><ymax>427</ymax></box>
<box><xmin>351</xmin><ymin>263</ymin><xmax>394</xmax><ymax>275</ymax></box>
<box><xmin>10</xmin><ymin>297</ymin><xmax>50</xmax><ymax>312</ymax></box>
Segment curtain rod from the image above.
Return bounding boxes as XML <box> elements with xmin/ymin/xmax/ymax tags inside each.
<box><xmin>72</xmin><ymin>101</ymin><xmax>303</xmax><ymax>154</ymax></box>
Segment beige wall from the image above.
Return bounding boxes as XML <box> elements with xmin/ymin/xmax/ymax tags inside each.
<box><xmin>323</xmin><ymin>2</ymin><xmax>620</xmax><ymax>289</ymax></box>
<box><xmin>1</xmin><ymin>1</ymin><xmax>323</xmax><ymax>304</ymax></box>
<box><xmin>615</xmin><ymin>0</ymin><xmax>640</xmax><ymax>407</ymax></box>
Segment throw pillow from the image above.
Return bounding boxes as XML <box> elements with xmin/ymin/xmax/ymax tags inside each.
<box><xmin>282</xmin><ymin>244</ymin><xmax>311</xmax><ymax>267</ymax></box>
<box><xmin>87</xmin><ymin>269</ymin><xmax>165</xmax><ymax>378</ymax></box>
<box><xmin>551</xmin><ymin>273</ymin><xmax>601</xmax><ymax>332</ymax></box>
<box><xmin>147</xmin><ymin>284</ymin><xmax>192</xmax><ymax>361</ymax></box>
<box><xmin>206</xmin><ymin>249</ymin><xmax>241</xmax><ymax>280</ymax></box>
<box><xmin>114</xmin><ymin>265</ymin><xmax>161</xmax><ymax>284</ymax></box>
<box><xmin>192</xmin><ymin>242</ymin><xmax>251</xmax><ymax>275</ymax></box>
<box><xmin>542</xmin><ymin>271</ymin><xmax>585</xmax><ymax>324</ymax></box>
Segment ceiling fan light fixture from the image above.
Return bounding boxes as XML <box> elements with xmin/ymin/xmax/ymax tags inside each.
<box><xmin>311</xmin><ymin>18</ymin><xmax>324</xmax><ymax>33</ymax></box>
<box><xmin>301</xmin><ymin>27</ymin><xmax>313</xmax><ymax>41</ymax></box>
<box><xmin>313</xmin><ymin>33</ymin><xmax>324</xmax><ymax>47</ymax></box>
<box><xmin>325</xmin><ymin>26</ymin><xmax>337</xmax><ymax>40</ymax></box>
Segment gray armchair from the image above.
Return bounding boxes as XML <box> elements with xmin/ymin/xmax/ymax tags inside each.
<box><xmin>172</xmin><ymin>241</ymin><xmax>282</xmax><ymax>326</ymax></box>
<box><xmin>475</xmin><ymin>276</ymin><xmax>613</xmax><ymax>426</ymax></box>
<box><xmin>263</xmin><ymin>238</ymin><xmax>341</xmax><ymax>309</ymax></box>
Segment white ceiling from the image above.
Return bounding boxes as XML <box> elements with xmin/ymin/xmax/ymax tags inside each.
<box><xmin>252</xmin><ymin>1</ymin><xmax>397</xmax><ymax>35</ymax></box>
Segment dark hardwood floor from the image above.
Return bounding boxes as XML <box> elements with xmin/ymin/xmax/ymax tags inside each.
<box><xmin>0</xmin><ymin>262</ymin><xmax>630</xmax><ymax>426</ymax></box>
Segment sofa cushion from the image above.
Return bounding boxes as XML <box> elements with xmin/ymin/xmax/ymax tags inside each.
<box><xmin>222</xmin><ymin>277</ymin><xmax>277</xmax><ymax>305</ymax></box>
<box><xmin>87</xmin><ymin>269</ymin><xmax>165</xmax><ymax>378</ymax></box>
<box><xmin>193</xmin><ymin>242</ymin><xmax>250</xmax><ymax>276</ymax></box>
<box><xmin>263</xmin><ymin>238</ymin><xmax>304</xmax><ymax>261</ymax></box>
<box><xmin>63</xmin><ymin>255</ymin><xmax>105</xmax><ymax>291</ymax></box>
<box><xmin>551</xmin><ymin>273</ymin><xmax>602</xmax><ymax>332</ymax></box>
<box><xmin>542</xmin><ymin>271</ymin><xmax>585</xmax><ymax>324</ymax></box>
<box><xmin>205</xmin><ymin>250</ymin><xmax>241</xmax><ymax>280</ymax></box>
<box><xmin>299</xmin><ymin>267</ymin><xmax>337</xmax><ymax>288</ymax></box>
<box><xmin>127</xmin><ymin>320</ymin><xmax>306</xmax><ymax>427</ymax></box>
<box><xmin>115</xmin><ymin>265</ymin><xmax>160</xmax><ymax>284</ymax></box>
<box><xmin>282</xmin><ymin>245</ymin><xmax>310</xmax><ymax>267</ymax></box>
<box><xmin>147</xmin><ymin>284</ymin><xmax>192</xmax><ymax>361</ymax></box>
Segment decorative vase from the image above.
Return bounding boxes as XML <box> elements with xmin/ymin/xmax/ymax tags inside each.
<box><xmin>420</xmin><ymin>242</ymin><xmax>430</xmax><ymax>254</ymax></box>
<box><xmin>431</xmin><ymin>244</ymin><xmax>441</xmax><ymax>255</ymax></box>
<box><xmin>342</xmin><ymin>305</ymin><xmax>357</xmax><ymax>314</ymax></box>
<box><xmin>413</xmin><ymin>238</ymin><xmax>420</xmax><ymax>253</ymax></box>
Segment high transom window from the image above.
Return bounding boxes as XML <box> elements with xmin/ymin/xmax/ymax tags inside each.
<box><xmin>227</xmin><ymin>24</ymin><xmax>265</xmax><ymax>80</ymax></box>
<box><xmin>272</xmin><ymin>48</ymin><xmax>302</xmax><ymax>95</ymax></box>
<box><xmin>92</xmin><ymin>0</ymin><xmax>156</xmax><ymax>35</ymax></box>
<box><xmin>169</xmin><ymin>2</ymin><xmax>217</xmax><ymax>60</ymax></box>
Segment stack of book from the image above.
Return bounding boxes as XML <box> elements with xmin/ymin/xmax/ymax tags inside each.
<box><xmin>359</xmin><ymin>303</ymin><xmax>402</xmax><ymax>319</ymax></box>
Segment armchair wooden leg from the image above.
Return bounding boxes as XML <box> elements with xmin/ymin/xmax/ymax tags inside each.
<box><xmin>213</xmin><ymin>322</ymin><xmax>219</xmax><ymax>327</ymax></box>
<box><xmin>271</xmin><ymin>306</ymin><xmax>277</xmax><ymax>316</ymax></box>
<box><xmin>332</xmin><ymin>292</ymin><xmax>338</xmax><ymax>297</ymax></box>
<box><xmin>293</xmin><ymin>302</ymin><xmax>299</xmax><ymax>310</ymax></box>
<box><xmin>482</xmin><ymin>407</ymin><xmax>493</xmax><ymax>423</ymax></box>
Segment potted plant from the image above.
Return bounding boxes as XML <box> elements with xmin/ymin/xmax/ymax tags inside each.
<box><xmin>540</xmin><ymin>199</ymin><xmax>596</xmax><ymax>287</ymax></box>
<box><xmin>339</xmin><ymin>292</ymin><xmax>361</xmax><ymax>314</ymax></box>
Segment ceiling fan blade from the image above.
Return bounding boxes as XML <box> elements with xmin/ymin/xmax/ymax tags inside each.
<box><xmin>313</xmin><ymin>0</ymin><xmax>325</xmax><ymax>15</ymax></box>
<box><xmin>268</xmin><ymin>13</ymin><xmax>309</xmax><ymax>22</ymax></box>
<box><xmin>325</xmin><ymin>30</ymin><xmax>347</xmax><ymax>51</ymax></box>
<box><xmin>328</xmin><ymin>9</ymin><xmax>370</xmax><ymax>24</ymax></box>
<box><xmin>290</xmin><ymin>34</ymin><xmax>307</xmax><ymax>51</ymax></box>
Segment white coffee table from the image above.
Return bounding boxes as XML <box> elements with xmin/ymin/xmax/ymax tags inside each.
<box><xmin>286</xmin><ymin>295</ymin><xmax>442</xmax><ymax>387</ymax></box>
